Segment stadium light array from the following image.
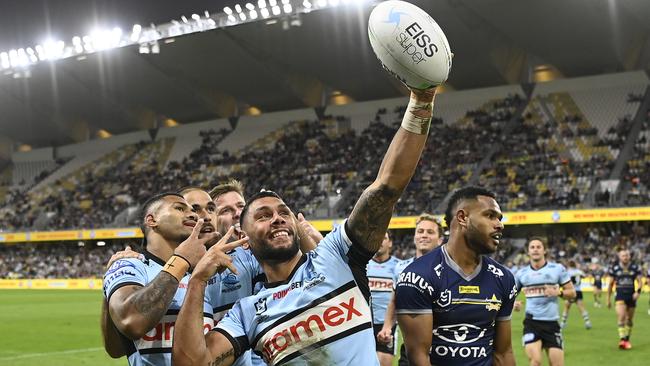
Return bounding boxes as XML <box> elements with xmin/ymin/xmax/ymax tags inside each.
<box><xmin>0</xmin><ymin>0</ymin><xmax>378</xmax><ymax>77</ymax></box>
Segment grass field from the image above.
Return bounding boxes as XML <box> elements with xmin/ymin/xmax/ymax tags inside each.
<box><xmin>0</xmin><ymin>290</ymin><xmax>648</xmax><ymax>365</ymax></box>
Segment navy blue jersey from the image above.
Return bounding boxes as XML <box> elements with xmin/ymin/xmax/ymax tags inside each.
<box><xmin>368</xmin><ymin>256</ymin><xmax>400</xmax><ymax>324</ymax></box>
<box><xmin>609</xmin><ymin>262</ymin><xmax>641</xmax><ymax>296</ymax></box>
<box><xmin>395</xmin><ymin>246</ymin><xmax>517</xmax><ymax>366</ymax></box>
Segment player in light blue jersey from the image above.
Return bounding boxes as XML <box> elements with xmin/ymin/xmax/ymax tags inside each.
<box><xmin>103</xmin><ymin>191</ymin><xmax>244</xmax><ymax>366</ymax></box>
<box><xmin>396</xmin><ymin>186</ymin><xmax>517</xmax><ymax>366</ymax></box>
<box><xmin>368</xmin><ymin>231</ymin><xmax>400</xmax><ymax>366</ymax></box>
<box><xmin>378</xmin><ymin>213</ymin><xmax>443</xmax><ymax>366</ymax></box>
<box><xmin>513</xmin><ymin>237</ymin><xmax>576</xmax><ymax>366</ymax></box>
<box><xmin>172</xmin><ymin>87</ymin><xmax>438</xmax><ymax>366</ymax></box>
<box><xmin>560</xmin><ymin>260</ymin><xmax>591</xmax><ymax>329</ymax></box>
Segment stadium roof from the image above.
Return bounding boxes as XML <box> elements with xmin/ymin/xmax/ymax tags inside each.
<box><xmin>1</xmin><ymin>0</ymin><xmax>649</xmax><ymax>148</ymax></box>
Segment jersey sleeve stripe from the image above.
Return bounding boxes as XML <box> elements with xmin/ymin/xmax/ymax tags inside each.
<box><xmin>106</xmin><ymin>281</ymin><xmax>144</xmax><ymax>301</ymax></box>
<box><xmin>212</xmin><ymin>328</ymin><xmax>249</xmax><ymax>360</ymax></box>
<box><xmin>395</xmin><ymin>309</ymin><xmax>433</xmax><ymax>315</ymax></box>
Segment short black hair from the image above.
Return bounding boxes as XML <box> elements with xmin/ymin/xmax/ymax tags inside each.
<box><xmin>444</xmin><ymin>186</ymin><xmax>497</xmax><ymax>228</ymax></box>
<box><xmin>239</xmin><ymin>190</ymin><xmax>284</xmax><ymax>227</ymax></box>
<box><xmin>139</xmin><ymin>192</ymin><xmax>185</xmax><ymax>235</ymax></box>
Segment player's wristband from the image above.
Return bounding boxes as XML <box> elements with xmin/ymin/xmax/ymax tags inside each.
<box><xmin>161</xmin><ymin>255</ymin><xmax>190</xmax><ymax>282</ymax></box>
<box><xmin>401</xmin><ymin>97</ymin><xmax>433</xmax><ymax>135</ymax></box>
<box><xmin>558</xmin><ymin>287</ymin><xmax>563</xmax><ymax>298</ymax></box>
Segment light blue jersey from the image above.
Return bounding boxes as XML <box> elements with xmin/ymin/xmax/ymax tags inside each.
<box><xmin>515</xmin><ymin>262</ymin><xmax>571</xmax><ymax>321</ymax></box>
<box><xmin>103</xmin><ymin>251</ymin><xmax>214</xmax><ymax>366</ymax></box>
<box><xmin>207</xmin><ymin>247</ymin><xmax>265</xmax><ymax>366</ymax></box>
<box><xmin>368</xmin><ymin>256</ymin><xmax>400</xmax><ymax>324</ymax></box>
<box><xmin>215</xmin><ymin>221</ymin><xmax>379</xmax><ymax>366</ymax></box>
<box><xmin>567</xmin><ymin>268</ymin><xmax>584</xmax><ymax>291</ymax></box>
<box><xmin>393</xmin><ymin>257</ymin><xmax>414</xmax><ymax>287</ymax></box>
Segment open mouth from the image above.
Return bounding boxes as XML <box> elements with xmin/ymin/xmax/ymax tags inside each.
<box><xmin>269</xmin><ymin>229</ymin><xmax>291</xmax><ymax>240</ymax></box>
<box><xmin>183</xmin><ymin>221</ymin><xmax>197</xmax><ymax>228</ymax></box>
<box><xmin>490</xmin><ymin>233</ymin><xmax>502</xmax><ymax>245</ymax></box>
<box><xmin>200</xmin><ymin>225</ymin><xmax>215</xmax><ymax>233</ymax></box>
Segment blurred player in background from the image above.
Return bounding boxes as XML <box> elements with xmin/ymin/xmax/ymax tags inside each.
<box><xmin>514</xmin><ymin>237</ymin><xmax>576</xmax><ymax>366</ymax></box>
<box><xmin>368</xmin><ymin>231</ymin><xmax>400</xmax><ymax>366</ymax></box>
<box><xmin>607</xmin><ymin>247</ymin><xmax>643</xmax><ymax>350</ymax></box>
<box><xmin>591</xmin><ymin>263</ymin><xmax>605</xmax><ymax>308</ymax></box>
<box><xmin>395</xmin><ymin>186</ymin><xmax>516</xmax><ymax>366</ymax></box>
<box><xmin>378</xmin><ymin>213</ymin><xmax>443</xmax><ymax>366</ymax></box>
<box><xmin>560</xmin><ymin>260</ymin><xmax>592</xmax><ymax>329</ymax></box>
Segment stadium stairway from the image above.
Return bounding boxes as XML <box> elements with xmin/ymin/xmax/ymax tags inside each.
<box><xmin>609</xmin><ymin>85</ymin><xmax>650</xmax><ymax>181</ymax></box>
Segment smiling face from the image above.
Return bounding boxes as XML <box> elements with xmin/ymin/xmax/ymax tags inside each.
<box><xmin>414</xmin><ymin>219</ymin><xmax>442</xmax><ymax>255</ymax></box>
<box><xmin>214</xmin><ymin>190</ymin><xmax>246</xmax><ymax>240</ymax></box>
<box><xmin>241</xmin><ymin>196</ymin><xmax>300</xmax><ymax>263</ymax></box>
<box><xmin>182</xmin><ymin>189</ymin><xmax>217</xmax><ymax>236</ymax></box>
<box><xmin>458</xmin><ymin>195</ymin><xmax>504</xmax><ymax>255</ymax></box>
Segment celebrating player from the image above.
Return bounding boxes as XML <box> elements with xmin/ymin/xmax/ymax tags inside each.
<box><xmin>514</xmin><ymin>237</ymin><xmax>576</xmax><ymax>366</ymax></box>
<box><xmin>102</xmin><ymin>192</ymin><xmax>245</xmax><ymax>365</ymax></box>
<box><xmin>395</xmin><ymin>186</ymin><xmax>517</xmax><ymax>366</ymax></box>
<box><xmin>171</xmin><ymin>87</ymin><xmax>437</xmax><ymax>366</ymax></box>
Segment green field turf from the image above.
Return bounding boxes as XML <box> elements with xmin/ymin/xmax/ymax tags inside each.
<box><xmin>0</xmin><ymin>290</ymin><xmax>648</xmax><ymax>365</ymax></box>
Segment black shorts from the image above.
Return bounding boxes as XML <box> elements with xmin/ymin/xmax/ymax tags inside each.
<box><xmin>593</xmin><ymin>281</ymin><xmax>602</xmax><ymax>290</ymax></box>
<box><xmin>615</xmin><ymin>293</ymin><xmax>637</xmax><ymax>308</ymax></box>
<box><xmin>523</xmin><ymin>316</ymin><xmax>563</xmax><ymax>350</ymax></box>
<box><xmin>569</xmin><ymin>290</ymin><xmax>583</xmax><ymax>303</ymax></box>
<box><xmin>373</xmin><ymin>324</ymin><xmax>396</xmax><ymax>355</ymax></box>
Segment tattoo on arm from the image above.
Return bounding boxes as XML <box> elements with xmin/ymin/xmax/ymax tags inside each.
<box><xmin>131</xmin><ymin>271</ymin><xmax>179</xmax><ymax>323</ymax></box>
<box><xmin>348</xmin><ymin>183</ymin><xmax>400</xmax><ymax>253</ymax></box>
<box><xmin>208</xmin><ymin>349</ymin><xmax>234</xmax><ymax>366</ymax></box>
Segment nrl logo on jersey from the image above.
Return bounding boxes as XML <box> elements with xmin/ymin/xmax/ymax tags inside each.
<box><xmin>436</xmin><ymin>289</ymin><xmax>452</xmax><ymax>307</ymax></box>
<box><xmin>255</xmin><ymin>298</ymin><xmax>268</xmax><ymax>315</ymax></box>
<box><xmin>487</xmin><ymin>264</ymin><xmax>504</xmax><ymax>278</ymax></box>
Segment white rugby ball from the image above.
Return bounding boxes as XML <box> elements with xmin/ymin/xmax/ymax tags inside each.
<box><xmin>368</xmin><ymin>0</ymin><xmax>452</xmax><ymax>89</ymax></box>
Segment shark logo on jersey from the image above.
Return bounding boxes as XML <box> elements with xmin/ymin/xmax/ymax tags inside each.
<box><xmin>255</xmin><ymin>298</ymin><xmax>268</xmax><ymax>315</ymax></box>
<box><xmin>434</xmin><ymin>263</ymin><xmax>443</xmax><ymax>278</ymax></box>
<box><xmin>433</xmin><ymin>323</ymin><xmax>487</xmax><ymax>344</ymax></box>
<box><xmin>436</xmin><ymin>289</ymin><xmax>452</xmax><ymax>307</ymax></box>
<box><xmin>487</xmin><ymin>264</ymin><xmax>504</xmax><ymax>278</ymax></box>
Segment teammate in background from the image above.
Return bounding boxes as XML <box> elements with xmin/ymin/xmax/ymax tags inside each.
<box><xmin>396</xmin><ymin>186</ymin><xmax>517</xmax><ymax>366</ymax></box>
<box><xmin>172</xmin><ymin>87</ymin><xmax>437</xmax><ymax>366</ymax></box>
<box><xmin>377</xmin><ymin>213</ymin><xmax>443</xmax><ymax>366</ymax></box>
<box><xmin>514</xmin><ymin>237</ymin><xmax>576</xmax><ymax>366</ymax></box>
<box><xmin>103</xmin><ymin>192</ymin><xmax>244</xmax><ymax>365</ymax></box>
<box><xmin>560</xmin><ymin>260</ymin><xmax>591</xmax><ymax>329</ymax></box>
<box><xmin>368</xmin><ymin>231</ymin><xmax>400</xmax><ymax>366</ymax></box>
<box><xmin>607</xmin><ymin>247</ymin><xmax>643</xmax><ymax>350</ymax></box>
<box><xmin>591</xmin><ymin>263</ymin><xmax>604</xmax><ymax>308</ymax></box>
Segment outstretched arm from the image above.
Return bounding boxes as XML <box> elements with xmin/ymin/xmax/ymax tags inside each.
<box><xmin>347</xmin><ymin>88</ymin><xmax>436</xmax><ymax>253</ymax></box>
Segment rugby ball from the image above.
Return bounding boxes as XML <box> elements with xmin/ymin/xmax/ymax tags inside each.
<box><xmin>368</xmin><ymin>0</ymin><xmax>452</xmax><ymax>89</ymax></box>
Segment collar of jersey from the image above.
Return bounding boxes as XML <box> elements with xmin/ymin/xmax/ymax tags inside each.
<box><xmin>143</xmin><ymin>250</ymin><xmax>167</xmax><ymax>267</ymax></box>
<box><xmin>263</xmin><ymin>254</ymin><xmax>308</xmax><ymax>288</ymax></box>
<box><xmin>371</xmin><ymin>256</ymin><xmax>394</xmax><ymax>264</ymax></box>
<box><xmin>529</xmin><ymin>261</ymin><xmax>549</xmax><ymax>271</ymax></box>
<box><xmin>441</xmin><ymin>245</ymin><xmax>483</xmax><ymax>281</ymax></box>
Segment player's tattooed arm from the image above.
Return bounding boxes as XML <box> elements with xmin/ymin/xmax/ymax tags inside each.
<box><xmin>108</xmin><ymin>271</ymin><xmax>179</xmax><ymax>340</ymax></box>
<box><xmin>347</xmin><ymin>88</ymin><xmax>434</xmax><ymax>253</ymax></box>
<box><xmin>208</xmin><ymin>348</ymin><xmax>235</xmax><ymax>366</ymax></box>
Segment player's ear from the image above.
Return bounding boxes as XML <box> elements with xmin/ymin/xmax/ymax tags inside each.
<box><xmin>144</xmin><ymin>213</ymin><xmax>157</xmax><ymax>230</ymax></box>
<box><xmin>456</xmin><ymin>208</ymin><xmax>469</xmax><ymax>229</ymax></box>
